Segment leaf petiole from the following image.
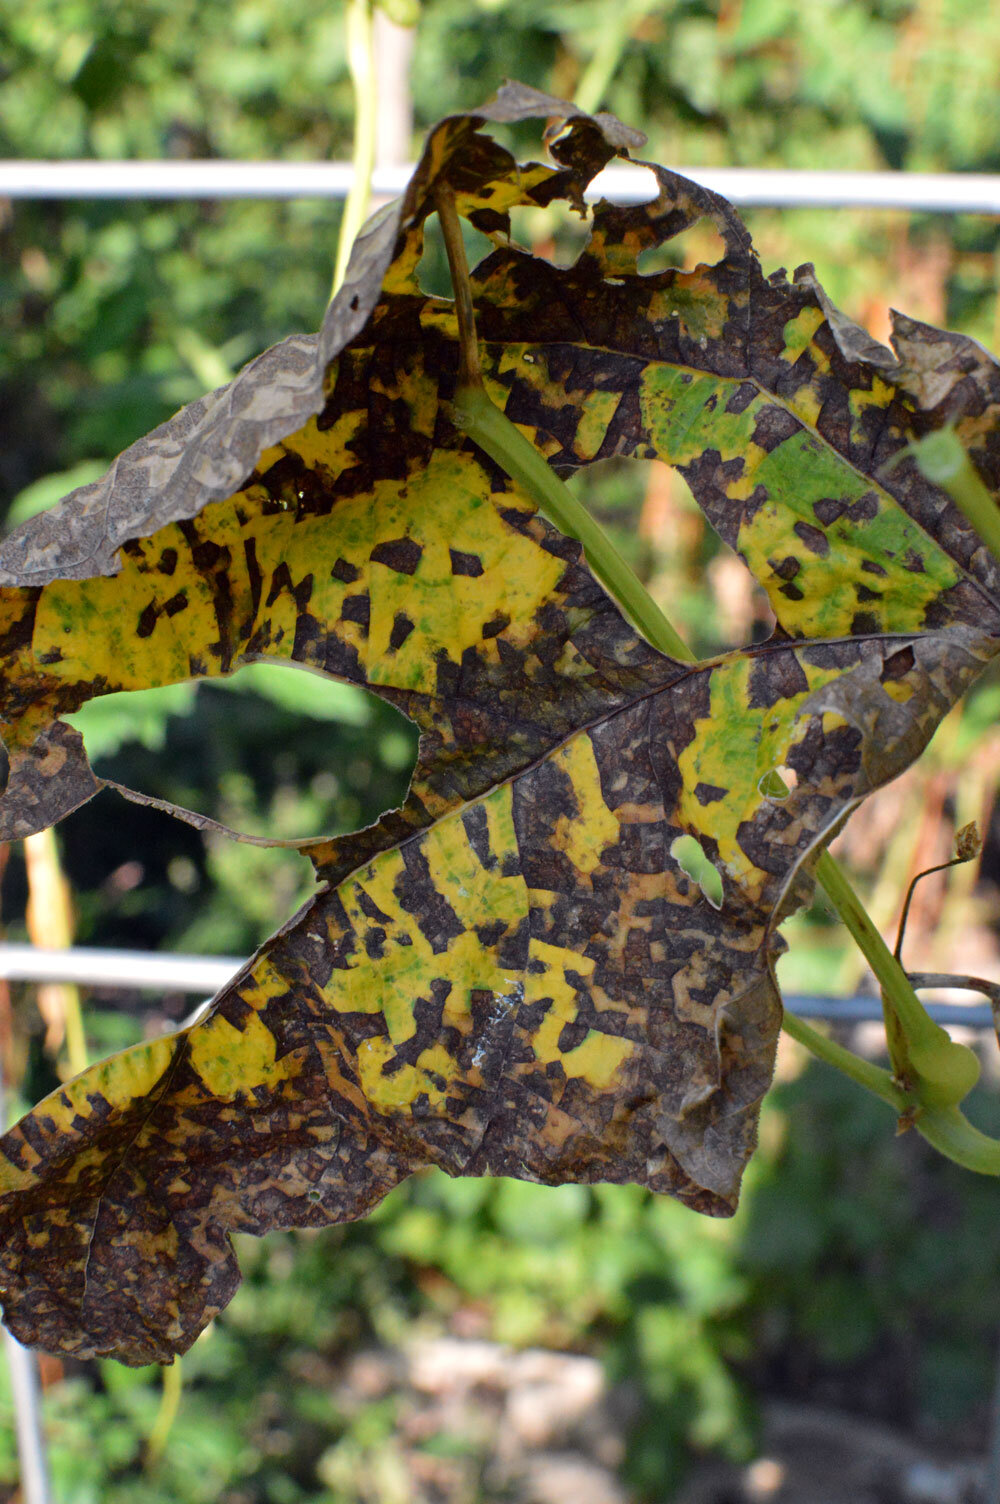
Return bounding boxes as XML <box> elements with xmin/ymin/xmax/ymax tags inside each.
<box><xmin>813</xmin><ymin>848</ymin><xmax>981</xmax><ymax>1110</ymax></box>
<box><xmin>448</xmin><ymin>386</ymin><xmax>695</xmax><ymax>662</ymax></box>
<box><xmin>905</xmin><ymin>427</ymin><xmax>1000</xmax><ymax>567</ymax></box>
<box><xmin>435</xmin><ymin>182</ymin><xmax>693</xmax><ymax>663</ymax></box>
<box><xmin>779</xmin><ymin>1009</ymin><xmax>904</xmax><ymax>1109</ymax></box>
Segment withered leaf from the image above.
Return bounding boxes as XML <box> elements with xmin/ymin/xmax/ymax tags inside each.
<box><xmin>1</xmin><ymin>83</ymin><xmax>999</xmax><ymax>1364</ymax></box>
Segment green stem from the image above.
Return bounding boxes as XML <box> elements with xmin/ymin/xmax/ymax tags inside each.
<box><xmin>916</xmin><ymin>1106</ymin><xmax>1000</xmax><ymax>1176</ymax></box>
<box><xmin>332</xmin><ymin>0</ymin><xmax>377</xmax><ymax>298</ymax></box>
<box><xmin>450</xmin><ymin>388</ymin><xmax>694</xmax><ymax>662</ymax></box>
<box><xmin>434</xmin><ymin>180</ymin><xmax>691</xmax><ymax>665</ymax></box>
<box><xmin>784</xmin><ymin>1012</ymin><xmax>1000</xmax><ymax>1175</ymax></box>
<box><xmin>907</xmin><ymin>428</ymin><xmax>1000</xmax><ymax>567</ymax></box>
<box><xmin>434</xmin><ymin>188</ymin><xmax>483</xmax><ymax>392</ymax></box>
<box><xmin>815</xmin><ymin>849</ymin><xmax>945</xmax><ymax>1055</ymax></box>
<box><xmin>814</xmin><ymin>848</ymin><xmax>980</xmax><ymax>1108</ymax></box>
<box><xmin>146</xmin><ymin>1355</ymin><xmax>183</xmax><ymax>1467</ymax></box>
<box><xmin>780</xmin><ymin>1009</ymin><xmax>904</xmax><ymax>1109</ymax></box>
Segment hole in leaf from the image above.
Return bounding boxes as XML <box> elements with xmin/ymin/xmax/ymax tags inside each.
<box><xmin>565</xmin><ymin>456</ymin><xmax>775</xmax><ymax>655</ymax></box>
<box><xmin>637</xmin><ymin>218</ymin><xmax>727</xmax><ymax>277</ymax></box>
<box><xmin>758</xmin><ymin>765</ymin><xmax>798</xmax><ymax>800</ymax></box>
<box><xmin>415</xmin><ymin>212</ymin><xmax>497</xmax><ymax>299</ymax></box>
<box><xmin>670</xmin><ymin>833</ymin><xmax>724</xmax><ymax>909</ymax></box>
<box><xmin>51</xmin><ymin>666</ymin><xmax>419</xmax><ymax>959</ymax></box>
<box><xmin>506</xmin><ymin>204</ymin><xmax>592</xmax><ymax>267</ymax></box>
<box><xmin>66</xmin><ymin>663</ymin><xmax>417</xmax><ymax>838</ymax></box>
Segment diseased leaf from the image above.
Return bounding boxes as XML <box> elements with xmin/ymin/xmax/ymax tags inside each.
<box><xmin>1</xmin><ymin>83</ymin><xmax>999</xmax><ymax>1364</ymax></box>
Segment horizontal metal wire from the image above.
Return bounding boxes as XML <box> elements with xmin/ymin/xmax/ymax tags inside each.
<box><xmin>2</xmin><ymin>160</ymin><xmax>1000</xmax><ymax>214</ymax></box>
<box><xmin>0</xmin><ymin>944</ymin><xmax>994</xmax><ymax>1029</ymax></box>
<box><xmin>0</xmin><ymin>943</ymin><xmax>241</xmax><ymax>995</ymax></box>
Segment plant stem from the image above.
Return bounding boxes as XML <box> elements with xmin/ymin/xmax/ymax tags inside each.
<box><xmin>24</xmin><ymin>828</ymin><xmax>87</xmax><ymax>1078</ymax></box>
<box><xmin>435</xmin><ymin>182</ymin><xmax>693</xmax><ymax>663</ymax></box>
<box><xmin>780</xmin><ymin>1009</ymin><xmax>904</xmax><ymax>1108</ymax></box>
<box><xmin>814</xmin><ymin>848</ymin><xmax>980</xmax><ymax>1106</ymax></box>
<box><xmin>916</xmin><ymin>1105</ymin><xmax>1000</xmax><ymax>1176</ymax></box>
<box><xmin>450</xmin><ymin>386</ymin><xmax>694</xmax><ymax>661</ymax></box>
<box><xmin>907</xmin><ymin>428</ymin><xmax>1000</xmax><ymax>567</ymax></box>
<box><xmin>146</xmin><ymin>1355</ymin><xmax>184</xmax><ymax>1467</ymax></box>
<box><xmin>434</xmin><ymin>188</ymin><xmax>482</xmax><ymax>390</ymax></box>
<box><xmin>332</xmin><ymin>0</ymin><xmax>377</xmax><ymax>298</ymax></box>
<box><xmin>574</xmin><ymin>0</ymin><xmax>659</xmax><ymax>115</ymax></box>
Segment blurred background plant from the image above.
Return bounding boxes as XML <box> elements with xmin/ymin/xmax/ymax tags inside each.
<box><xmin>2</xmin><ymin>1</ymin><xmax>1000</xmax><ymax>1500</ymax></box>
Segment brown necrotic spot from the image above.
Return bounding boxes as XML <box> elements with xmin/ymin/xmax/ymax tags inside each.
<box><xmin>157</xmin><ymin>548</ymin><xmax>178</xmax><ymax>576</ymax></box>
<box><xmin>388</xmin><ymin>613</ymin><xmax>415</xmax><ymax>651</ymax></box>
<box><xmin>189</xmin><ymin>537</ymin><xmax>229</xmax><ymax>574</ymax></box>
<box><xmin>557</xmin><ymin>1018</ymin><xmax>590</xmax><ymax>1052</ymax></box>
<box><xmin>462</xmin><ymin>804</ymin><xmax>495</xmax><ymax>869</ymax></box>
<box><xmin>163</xmin><ymin>592</ymin><xmax>188</xmax><ymax>618</ymax></box>
<box><xmin>812</xmin><ymin>497</ymin><xmax>846</xmax><ymax>526</ymax></box>
<box><xmin>243</xmin><ymin>538</ymin><xmax>263</xmax><ymax>634</ymax></box>
<box><xmin>855</xmin><ymin>584</ymin><xmax>882</xmax><ymax>604</ymax></box>
<box><xmin>481</xmin><ymin>614</ymin><xmax>511</xmax><ymax>639</ymax></box>
<box><xmin>693</xmin><ymin>781</ymin><xmax>727</xmax><ymax>805</ymax></box>
<box><xmin>396</xmin><ymin>844</ymin><xmax>464</xmax><ymax>954</ymax></box>
<box><xmin>752</xmin><ymin>404</ymin><xmax>801</xmax><ymax>451</ymax></box>
<box><xmin>792</xmin><ymin>521</ymin><xmax>829</xmax><ymax>556</ymax></box>
<box><xmin>341</xmin><ymin>594</ymin><xmax>370</xmax><ymax>629</ymax></box>
<box><xmin>846</xmin><ymin>491</ymin><xmax>879</xmax><ymax>524</ymax></box>
<box><xmin>475</xmin><ymin>920</ymin><xmax>508</xmax><ymax>953</ymax></box>
<box><xmin>880</xmin><ymin>644</ymin><xmax>915</xmax><ymax>683</ymax></box>
<box><xmin>725</xmin><ymin>382</ymin><xmax>757</xmax><ymax>415</ymax></box>
<box><xmin>498</xmin><ymin>506</ymin><xmax>536</xmax><ymax>535</ymax></box>
<box><xmin>747</xmin><ymin>650</ymin><xmax>809</xmax><ymax>709</ymax></box>
<box><xmin>370</xmin><ymin>536</ymin><xmax>423</xmax><ymax>575</ymax></box>
<box><xmin>363</xmin><ymin>927</ymin><xmax>387</xmax><ymax>960</ymax></box>
<box><xmin>770</xmin><ymin>555</ymin><xmax>800</xmax><ymax>581</ymax></box>
<box><xmin>331</xmin><ymin>557</ymin><xmax>360</xmax><ymax>584</ymax></box>
<box><xmin>470</xmin><ymin>206</ymin><xmax>508</xmax><ymax>235</ymax></box>
<box><xmin>265</xmin><ymin>562</ymin><xmax>295</xmax><ymax>609</ymax></box>
<box><xmin>903</xmin><ymin>549</ymin><xmax>926</xmax><ymax>573</ymax></box>
<box><xmin>449</xmin><ymin>549</ymin><xmax>484</xmax><ymax>578</ymax></box>
<box><xmin>356</xmin><ymin>889</ymin><xmax>392</xmax><ymax>924</ymax></box>
<box><xmin>850</xmin><ymin>611</ymin><xmax>880</xmax><ymax>635</ymax></box>
<box><xmin>136</xmin><ymin>601</ymin><xmax>158</xmax><ymax>639</ymax></box>
<box><xmin>0</xmin><ymin>594</ymin><xmax>38</xmax><ymax>657</ymax></box>
<box><xmin>861</xmin><ymin>559</ymin><xmax>888</xmax><ymax>577</ymax></box>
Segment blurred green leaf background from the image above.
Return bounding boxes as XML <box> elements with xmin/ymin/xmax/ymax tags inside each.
<box><xmin>3</xmin><ymin>1</ymin><xmax>1000</xmax><ymax>1499</ymax></box>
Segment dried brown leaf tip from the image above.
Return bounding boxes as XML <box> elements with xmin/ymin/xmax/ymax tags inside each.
<box><xmin>955</xmin><ymin>821</ymin><xmax>982</xmax><ymax>862</ymax></box>
<box><xmin>2</xmin><ymin>83</ymin><xmax>1000</xmax><ymax>1363</ymax></box>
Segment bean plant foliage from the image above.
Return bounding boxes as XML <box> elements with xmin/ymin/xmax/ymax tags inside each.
<box><xmin>2</xmin><ymin>83</ymin><xmax>1000</xmax><ymax>1367</ymax></box>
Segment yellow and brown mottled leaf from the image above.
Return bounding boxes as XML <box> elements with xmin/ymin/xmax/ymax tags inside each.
<box><xmin>2</xmin><ymin>623</ymin><xmax>992</xmax><ymax>1364</ymax></box>
<box><xmin>2</xmin><ymin>83</ymin><xmax>1000</xmax><ymax>1364</ymax></box>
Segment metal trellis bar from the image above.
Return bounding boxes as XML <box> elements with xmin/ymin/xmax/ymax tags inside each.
<box><xmin>2</xmin><ymin>160</ymin><xmax>1000</xmax><ymax>214</ymax></box>
<box><xmin>0</xmin><ymin>944</ymin><xmax>995</xmax><ymax>1029</ymax></box>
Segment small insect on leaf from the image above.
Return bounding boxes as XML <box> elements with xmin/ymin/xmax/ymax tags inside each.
<box><xmin>670</xmin><ymin>834</ymin><xmax>724</xmax><ymax>908</ymax></box>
